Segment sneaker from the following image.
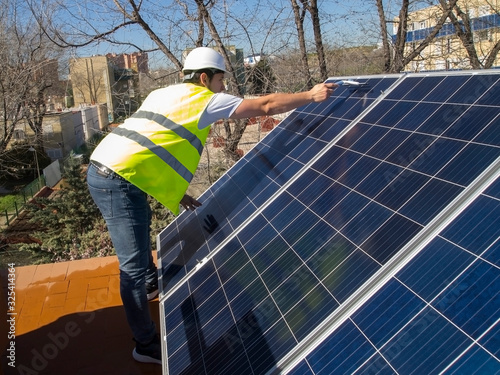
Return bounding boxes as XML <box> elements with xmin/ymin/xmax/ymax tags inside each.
<box><xmin>146</xmin><ymin>281</ymin><xmax>159</xmax><ymax>301</ymax></box>
<box><xmin>133</xmin><ymin>335</ymin><xmax>162</xmax><ymax>365</ymax></box>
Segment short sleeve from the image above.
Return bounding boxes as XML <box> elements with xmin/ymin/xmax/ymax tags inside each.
<box><xmin>198</xmin><ymin>93</ymin><xmax>243</xmax><ymax>129</ymax></box>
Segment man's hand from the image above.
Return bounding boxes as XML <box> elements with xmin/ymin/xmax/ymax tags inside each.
<box><xmin>180</xmin><ymin>194</ymin><xmax>202</xmax><ymax>211</ymax></box>
<box><xmin>310</xmin><ymin>82</ymin><xmax>338</xmax><ymax>102</ymax></box>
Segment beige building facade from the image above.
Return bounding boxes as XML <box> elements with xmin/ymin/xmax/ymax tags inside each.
<box><xmin>395</xmin><ymin>0</ymin><xmax>499</xmax><ymax>71</ymax></box>
<box><xmin>69</xmin><ymin>56</ymin><xmax>116</xmax><ymax>115</ymax></box>
<box><xmin>70</xmin><ymin>54</ymin><xmax>145</xmax><ymax>122</ymax></box>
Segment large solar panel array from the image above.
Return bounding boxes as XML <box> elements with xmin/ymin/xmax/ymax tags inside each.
<box><xmin>157</xmin><ymin>70</ymin><xmax>500</xmax><ymax>375</ymax></box>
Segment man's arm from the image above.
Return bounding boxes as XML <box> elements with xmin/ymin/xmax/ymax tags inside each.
<box><xmin>230</xmin><ymin>82</ymin><xmax>337</xmax><ymax>119</ymax></box>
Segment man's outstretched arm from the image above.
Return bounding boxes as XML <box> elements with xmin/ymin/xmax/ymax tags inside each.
<box><xmin>230</xmin><ymin>82</ymin><xmax>337</xmax><ymax>119</ymax></box>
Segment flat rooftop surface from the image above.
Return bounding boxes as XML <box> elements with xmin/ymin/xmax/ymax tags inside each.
<box><xmin>0</xmin><ymin>255</ymin><xmax>162</xmax><ymax>375</ymax></box>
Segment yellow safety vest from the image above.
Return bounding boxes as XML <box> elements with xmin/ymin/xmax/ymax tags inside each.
<box><xmin>90</xmin><ymin>83</ymin><xmax>215</xmax><ymax>215</ymax></box>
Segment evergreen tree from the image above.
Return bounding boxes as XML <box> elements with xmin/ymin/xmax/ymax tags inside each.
<box><xmin>21</xmin><ymin>157</ymin><xmax>114</xmax><ymax>261</ymax></box>
<box><xmin>19</xmin><ymin>156</ymin><xmax>175</xmax><ymax>262</ymax></box>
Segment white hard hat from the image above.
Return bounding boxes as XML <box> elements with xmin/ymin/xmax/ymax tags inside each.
<box><xmin>183</xmin><ymin>47</ymin><xmax>227</xmax><ymax>73</ymax></box>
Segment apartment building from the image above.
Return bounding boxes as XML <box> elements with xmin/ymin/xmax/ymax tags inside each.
<box><xmin>394</xmin><ymin>0</ymin><xmax>499</xmax><ymax>71</ymax></box>
<box><xmin>69</xmin><ymin>53</ymin><xmax>146</xmax><ymax>122</ymax></box>
<box><xmin>107</xmin><ymin>52</ymin><xmax>149</xmax><ymax>74</ymax></box>
<box><xmin>69</xmin><ymin>56</ymin><xmax>116</xmax><ymax>118</ymax></box>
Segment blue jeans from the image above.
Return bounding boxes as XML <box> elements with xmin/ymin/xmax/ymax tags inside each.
<box><xmin>87</xmin><ymin>163</ymin><xmax>157</xmax><ymax>344</ymax></box>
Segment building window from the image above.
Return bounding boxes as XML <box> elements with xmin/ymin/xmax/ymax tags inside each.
<box><xmin>14</xmin><ymin>129</ymin><xmax>25</xmax><ymax>140</ymax></box>
<box><xmin>474</xmin><ymin>30</ymin><xmax>491</xmax><ymax>42</ymax></box>
<box><xmin>435</xmin><ymin>41</ymin><xmax>442</xmax><ymax>55</ymax></box>
<box><xmin>419</xmin><ymin>21</ymin><xmax>427</xmax><ymax>29</ymax></box>
<box><xmin>46</xmin><ymin>148</ymin><xmax>63</xmax><ymax>159</ymax></box>
<box><xmin>478</xmin><ymin>5</ymin><xmax>490</xmax><ymax>17</ymax></box>
<box><xmin>435</xmin><ymin>60</ymin><xmax>446</xmax><ymax>70</ymax></box>
<box><xmin>43</xmin><ymin>124</ymin><xmax>54</xmax><ymax>134</ymax></box>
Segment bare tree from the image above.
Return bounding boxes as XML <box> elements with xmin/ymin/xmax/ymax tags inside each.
<box><xmin>377</xmin><ymin>0</ymin><xmax>459</xmax><ymax>72</ymax></box>
<box><xmin>33</xmin><ymin>0</ymin><xmax>381</xmax><ymax>161</ymax></box>
<box><xmin>0</xmin><ymin>0</ymin><xmax>63</xmax><ymax>178</ymax></box>
<box><xmin>286</xmin><ymin>0</ymin><xmax>329</xmax><ymax>86</ymax></box>
<box><xmin>110</xmin><ymin>0</ymin><xmax>183</xmax><ymax>70</ymax></box>
<box><xmin>36</xmin><ymin>0</ymin><xmax>296</xmax><ymax>161</ymax></box>
<box><xmin>376</xmin><ymin>0</ymin><xmax>394</xmax><ymax>72</ymax></box>
<box><xmin>306</xmin><ymin>0</ymin><xmax>328</xmax><ymax>81</ymax></box>
<box><xmin>440</xmin><ymin>0</ymin><xmax>500</xmax><ymax>69</ymax></box>
<box><xmin>290</xmin><ymin>0</ymin><xmax>313</xmax><ymax>89</ymax></box>
<box><xmin>172</xmin><ymin>0</ymin><xmax>249</xmax><ymax>160</ymax></box>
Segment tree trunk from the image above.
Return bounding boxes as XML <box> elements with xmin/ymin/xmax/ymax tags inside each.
<box><xmin>308</xmin><ymin>0</ymin><xmax>328</xmax><ymax>81</ymax></box>
<box><xmin>441</xmin><ymin>0</ymin><xmax>482</xmax><ymax>69</ymax></box>
<box><xmin>484</xmin><ymin>40</ymin><xmax>500</xmax><ymax>68</ymax></box>
<box><xmin>118</xmin><ymin>0</ymin><xmax>183</xmax><ymax>71</ymax></box>
<box><xmin>290</xmin><ymin>0</ymin><xmax>313</xmax><ymax>89</ymax></box>
<box><xmin>379</xmin><ymin>0</ymin><xmax>458</xmax><ymax>73</ymax></box>
<box><xmin>194</xmin><ymin>0</ymin><xmax>248</xmax><ymax>161</ymax></box>
<box><xmin>391</xmin><ymin>0</ymin><xmax>410</xmax><ymax>73</ymax></box>
<box><xmin>376</xmin><ymin>0</ymin><xmax>392</xmax><ymax>72</ymax></box>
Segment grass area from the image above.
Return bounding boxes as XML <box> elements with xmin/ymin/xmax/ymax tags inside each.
<box><xmin>0</xmin><ymin>194</ymin><xmax>25</xmax><ymax>212</ymax></box>
<box><xmin>0</xmin><ymin>194</ymin><xmax>26</xmax><ymax>228</ymax></box>
<box><xmin>0</xmin><ymin>177</ymin><xmax>52</xmax><ymax>268</ymax></box>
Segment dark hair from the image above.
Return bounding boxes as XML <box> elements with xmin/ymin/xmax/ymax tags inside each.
<box><xmin>183</xmin><ymin>68</ymin><xmax>224</xmax><ymax>84</ymax></box>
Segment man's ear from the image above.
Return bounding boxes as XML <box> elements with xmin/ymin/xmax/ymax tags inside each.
<box><xmin>200</xmin><ymin>72</ymin><xmax>209</xmax><ymax>87</ymax></box>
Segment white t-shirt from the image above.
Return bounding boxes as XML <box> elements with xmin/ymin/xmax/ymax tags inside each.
<box><xmin>198</xmin><ymin>93</ymin><xmax>244</xmax><ymax>129</ymax></box>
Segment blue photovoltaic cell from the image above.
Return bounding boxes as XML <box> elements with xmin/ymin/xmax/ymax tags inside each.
<box><xmin>301</xmin><ymin>179</ymin><xmax>500</xmax><ymax>374</ymax></box>
<box><xmin>158</xmin><ymin>71</ymin><xmax>500</xmax><ymax>375</ymax></box>
<box><xmin>306</xmin><ymin>320</ymin><xmax>376</xmax><ymax>374</ymax></box>
<box><xmin>386</xmin><ymin>75</ymin><xmax>443</xmax><ymax>101</ymax></box>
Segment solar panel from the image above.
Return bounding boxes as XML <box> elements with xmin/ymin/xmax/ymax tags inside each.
<box><xmin>287</xmin><ymin>173</ymin><xmax>500</xmax><ymax>374</ymax></box>
<box><xmin>157</xmin><ymin>71</ymin><xmax>500</xmax><ymax>375</ymax></box>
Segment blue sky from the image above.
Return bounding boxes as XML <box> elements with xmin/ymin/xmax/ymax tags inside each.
<box><xmin>66</xmin><ymin>0</ymin><xmax>404</xmax><ymax>68</ymax></box>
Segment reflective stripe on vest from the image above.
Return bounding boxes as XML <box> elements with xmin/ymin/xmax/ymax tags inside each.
<box><xmin>112</xmin><ymin>126</ymin><xmax>194</xmax><ymax>182</ymax></box>
<box><xmin>131</xmin><ymin>110</ymin><xmax>204</xmax><ymax>156</ymax></box>
<box><xmin>90</xmin><ymin>84</ymin><xmax>214</xmax><ymax>215</ymax></box>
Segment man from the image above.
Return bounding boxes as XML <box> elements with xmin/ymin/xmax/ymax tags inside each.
<box><xmin>87</xmin><ymin>47</ymin><xmax>337</xmax><ymax>364</ymax></box>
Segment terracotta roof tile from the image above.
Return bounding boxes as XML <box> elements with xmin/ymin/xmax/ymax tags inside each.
<box><xmin>0</xmin><ymin>255</ymin><xmax>161</xmax><ymax>375</ymax></box>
